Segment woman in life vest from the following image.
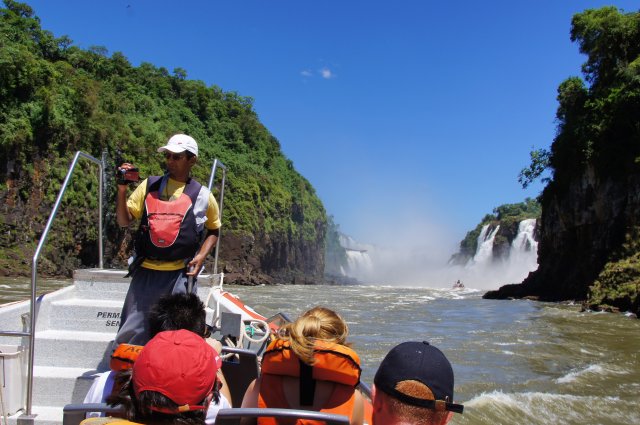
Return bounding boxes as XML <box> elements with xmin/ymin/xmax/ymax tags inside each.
<box><xmin>240</xmin><ymin>306</ymin><xmax>365</xmax><ymax>425</ymax></box>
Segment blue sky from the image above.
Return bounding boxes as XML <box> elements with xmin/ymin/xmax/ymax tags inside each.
<box><xmin>23</xmin><ymin>0</ymin><xmax>639</xmax><ymax>255</ymax></box>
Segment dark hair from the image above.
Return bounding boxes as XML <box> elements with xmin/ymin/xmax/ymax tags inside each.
<box><xmin>185</xmin><ymin>151</ymin><xmax>196</xmax><ymax>160</ymax></box>
<box><xmin>148</xmin><ymin>293</ymin><xmax>206</xmax><ymax>338</ymax></box>
<box><xmin>107</xmin><ymin>370</ymin><xmax>209</xmax><ymax>425</ymax></box>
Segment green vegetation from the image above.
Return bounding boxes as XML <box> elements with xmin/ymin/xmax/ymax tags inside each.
<box><xmin>519</xmin><ymin>7</ymin><xmax>640</xmax><ymax>309</ymax></box>
<box><xmin>589</xmin><ymin>228</ymin><xmax>640</xmax><ymax>313</ymax></box>
<box><xmin>0</xmin><ymin>1</ymin><xmax>326</xmax><ymax>276</ymax></box>
<box><xmin>520</xmin><ymin>7</ymin><xmax>640</xmax><ymax>191</ymax></box>
<box><xmin>454</xmin><ymin>198</ymin><xmax>540</xmax><ymax>261</ymax></box>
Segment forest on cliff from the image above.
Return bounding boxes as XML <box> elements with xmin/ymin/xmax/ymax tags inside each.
<box><xmin>486</xmin><ymin>7</ymin><xmax>640</xmax><ymax>315</ymax></box>
<box><xmin>0</xmin><ymin>1</ymin><xmax>330</xmax><ymax>283</ymax></box>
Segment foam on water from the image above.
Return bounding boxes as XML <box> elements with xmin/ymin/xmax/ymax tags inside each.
<box><xmin>555</xmin><ymin>363</ymin><xmax>629</xmax><ymax>384</ymax></box>
<box><xmin>462</xmin><ymin>391</ymin><xmax>639</xmax><ymax>425</ymax></box>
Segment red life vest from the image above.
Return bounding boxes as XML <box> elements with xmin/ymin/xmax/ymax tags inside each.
<box><xmin>135</xmin><ymin>176</ymin><xmax>204</xmax><ymax>261</ymax></box>
<box><xmin>258</xmin><ymin>339</ymin><xmax>361</xmax><ymax>425</ymax></box>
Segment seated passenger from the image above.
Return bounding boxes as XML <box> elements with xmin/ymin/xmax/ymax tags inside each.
<box><xmin>240</xmin><ymin>306</ymin><xmax>364</xmax><ymax>425</ymax></box>
<box><xmin>84</xmin><ymin>293</ymin><xmax>231</xmax><ymax>423</ymax></box>
<box><xmin>82</xmin><ymin>329</ymin><xmax>222</xmax><ymax>425</ymax></box>
<box><xmin>372</xmin><ymin>341</ymin><xmax>464</xmax><ymax>425</ymax></box>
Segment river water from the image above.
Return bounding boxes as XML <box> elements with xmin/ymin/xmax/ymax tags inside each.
<box><xmin>1</xmin><ymin>278</ymin><xmax>639</xmax><ymax>425</ymax></box>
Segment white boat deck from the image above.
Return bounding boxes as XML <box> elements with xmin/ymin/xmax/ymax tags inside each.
<box><xmin>0</xmin><ymin>269</ymin><xmax>221</xmax><ymax>425</ymax></box>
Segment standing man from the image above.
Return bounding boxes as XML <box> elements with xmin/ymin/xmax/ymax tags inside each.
<box><xmin>115</xmin><ymin>134</ymin><xmax>221</xmax><ymax>345</ymax></box>
<box><xmin>372</xmin><ymin>341</ymin><xmax>464</xmax><ymax>425</ymax></box>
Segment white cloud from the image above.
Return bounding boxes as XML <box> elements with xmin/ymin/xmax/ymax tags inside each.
<box><xmin>300</xmin><ymin>69</ymin><xmax>313</xmax><ymax>77</ymax></box>
<box><xmin>320</xmin><ymin>67</ymin><xmax>334</xmax><ymax>79</ymax></box>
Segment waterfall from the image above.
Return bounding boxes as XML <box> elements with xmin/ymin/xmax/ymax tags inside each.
<box><xmin>468</xmin><ymin>224</ymin><xmax>500</xmax><ymax>266</ymax></box>
<box><xmin>449</xmin><ymin>219</ymin><xmax>538</xmax><ymax>289</ymax></box>
<box><xmin>345</xmin><ymin>249</ymin><xmax>374</xmax><ymax>280</ymax></box>
<box><xmin>509</xmin><ymin>218</ymin><xmax>538</xmax><ymax>271</ymax></box>
<box><xmin>338</xmin><ymin>234</ymin><xmax>374</xmax><ymax>281</ymax></box>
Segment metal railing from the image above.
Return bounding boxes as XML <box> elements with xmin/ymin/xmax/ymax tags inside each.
<box><xmin>207</xmin><ymin>158</ymin><xmax>226</xmax><ymax>275</ymax></box>
<box><xmin>0</xmin><ymin>151</ymin><xmax>105</xmax><ymax>420</ymax></box>
<box><xmin>30</xmin><ymin>151</ymin><xmax>104</xmax><ymax>417</ymax></box>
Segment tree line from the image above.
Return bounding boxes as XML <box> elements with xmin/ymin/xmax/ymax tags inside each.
<box><xmin>0</xmin><ymin>1</ymin><xmax>328</xmax><ymax>276</ymax></box>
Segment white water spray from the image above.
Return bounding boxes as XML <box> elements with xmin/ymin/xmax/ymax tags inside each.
<box><xmin>468</xmin><ymin>224</ymin><xmax>500</xmax><ymax>266</ymax></box>
<box><xmin>336</xmin><ymin>219</ymin><xmax>539</xmax><ymax>290</ymax></box>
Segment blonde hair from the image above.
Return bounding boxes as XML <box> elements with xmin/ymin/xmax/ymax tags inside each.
<box><xmin>279</xmin><ymin>306</ymin><xmax>349</xmax><ymax>365</ymax></box>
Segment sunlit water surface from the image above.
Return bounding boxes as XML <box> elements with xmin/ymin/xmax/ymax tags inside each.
<box><xmin>1</xmin><ymin>278</ymin><xmax>639</xmax><ymax>425</ymax></box>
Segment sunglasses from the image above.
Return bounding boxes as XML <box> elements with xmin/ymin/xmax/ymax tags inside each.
<box><xmin>164</xmin><ymin>152</ymin><xmax>187</xmax><ymax>161</ymax></box>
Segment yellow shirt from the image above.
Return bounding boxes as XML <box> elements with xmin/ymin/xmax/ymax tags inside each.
<box><xmin>81</xmin><ymin>418</ymin><xmax>140</xmax><ymax>425</ymax></box>
<box><xmin>127</xmin><ymin>177</ymin><xmax>221</xmax><ymax>271</ymax></box>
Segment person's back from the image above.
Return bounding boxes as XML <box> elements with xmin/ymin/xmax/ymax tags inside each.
<box><xmin>372</xmin><ymin>341</ymin><xmax>464</xmax><ymax>425</ymax></box>
<box><xmin>241</xmin><ymin>307</ymin><xmax>364</xmax><ymax>425</ymax></box>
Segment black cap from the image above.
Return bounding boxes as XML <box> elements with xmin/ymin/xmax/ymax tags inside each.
<box><xmin>374</xmin><ymin>341</ymin><xmax>463</xmax><ymax>414</ymax></box>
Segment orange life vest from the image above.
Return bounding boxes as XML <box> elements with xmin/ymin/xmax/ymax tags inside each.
<box><xmin>258</xmin><ymin>339</ymin><xmax>361</xmax><ymax>425</ymax></box>
<box><xmin>110</xmin><ymin>343</ymin><xmax>143</xmax><ymax>371</ymax></box>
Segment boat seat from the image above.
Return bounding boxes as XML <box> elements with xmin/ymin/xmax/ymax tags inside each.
<box><xmin>220</xmin><ymin>346</ymin><xmax>260</xmax><ymax>407</ymax></box>
<box><xmin>63</xmin><ymin>403</ymin><xmax>125</xmax><ymax>425</ymax></box>
<box><xmin>216</xmin><ymin>407</ymin><xmax>350</xmax><ymax>425</ymax></box>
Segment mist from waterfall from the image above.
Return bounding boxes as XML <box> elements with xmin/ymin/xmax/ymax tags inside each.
<box><xmin>454</xmin><ymin>219</ymin><xmax>539</xmax><ymax>289</ymax></box>
<box><xmin>337</xmin><ymin>219</ymin><xmax>539</xmax><ymax>290</ymax></box>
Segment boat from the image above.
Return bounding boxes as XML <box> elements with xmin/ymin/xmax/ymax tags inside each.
<box><xmin>452</xmin><ymin>280</ymin><xmax>465</xmax><ymax>290</ymax></box>
<box><xmin>0</xmin><ymin>151</ymin><xmax>373</xmax><ymax>425</ymax></box>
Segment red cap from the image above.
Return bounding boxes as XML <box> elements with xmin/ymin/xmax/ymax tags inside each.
<box><xmin>132</xmin><ymin>330</ymin><xmax>222</xmax><ymax>413</ymax></box>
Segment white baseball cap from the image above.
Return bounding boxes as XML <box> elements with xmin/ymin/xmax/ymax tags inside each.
<box><xmin>157</xmin><ymin>134</ymin><xmax>198</xmax><ymax>157</ymax></box>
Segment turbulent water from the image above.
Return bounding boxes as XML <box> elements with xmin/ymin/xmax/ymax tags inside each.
<box><xmin>2</xmin><ymin>278</ymin><xmax>639</xmax><ymax>424</ymax></box>
<box><xmin>0</xmin><ymin>277</ymin><xmax>69</xmax><ymax>305</ymax></box>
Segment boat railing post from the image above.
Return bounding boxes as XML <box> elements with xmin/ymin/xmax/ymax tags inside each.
<box><xmin>23</xmin><ymin>151</ymin><xmax>104</xmax><ymax>418</ymax></box>
<box><xmin>99</xmin><ymin>150</ymin><xmax>106</xmax><ymax>269</ymax></box>
<box><xmin>207</xmin><ymin>159</ymin><xmax>227</xmax><ymax>275</ymax></box>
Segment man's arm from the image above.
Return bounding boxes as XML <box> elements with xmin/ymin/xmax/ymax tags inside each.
<box><xmin>187</xmin><ymin>228</ymin><xmax>219</xmax><ymax>276</ymax></box>
<box><xmin>116</xmin><ymin>163</ymin><xmax>136</xmax><ymax>227</ymax></box>
<box><xmin>116</xmin><ymin>184</ymin><xmax>134</xmax><ymax>227</ymax></box>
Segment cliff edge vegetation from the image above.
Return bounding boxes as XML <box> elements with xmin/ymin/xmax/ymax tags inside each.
<box><xmin>0</xmin><ymin>1</ymin><xmax>328</xmax><ymax>284</ymax></box>
<box><xmin>485</xmin><ymin>7</ymin><xmax>640</xmax><ymax>316</ymax></box>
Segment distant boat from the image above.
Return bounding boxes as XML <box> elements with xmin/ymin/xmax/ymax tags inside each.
<box><xmin>452</xmin><ymin>280</ymin><xmax>465</xmax><ymax>290</ymax></box>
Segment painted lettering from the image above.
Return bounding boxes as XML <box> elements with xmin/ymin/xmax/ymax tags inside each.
<box><xmin>97</xmin><ymin>312</ymin><xmax>121</xmax><ymax>319</ymax></box>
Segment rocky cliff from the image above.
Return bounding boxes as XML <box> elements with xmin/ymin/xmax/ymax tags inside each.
<box><xmin>484</xmin><ymin>7</ymin><xmax>640</xmax><ymax>316</ymax></box>
<box><xmin>485</xmin><ymin>169</ymin><xmax>640</xmax><ymax>314</ymax></box>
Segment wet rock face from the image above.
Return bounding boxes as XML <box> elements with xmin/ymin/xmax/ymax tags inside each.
<box><xmin>217</xmin><ymin>229</ymin><xmax>326</xmax><ymax>286</ymax></box>
<box><xmin>486</xmin><ymin>168</ymin><xmax>640</xmax><ymax>302</ymax></box>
